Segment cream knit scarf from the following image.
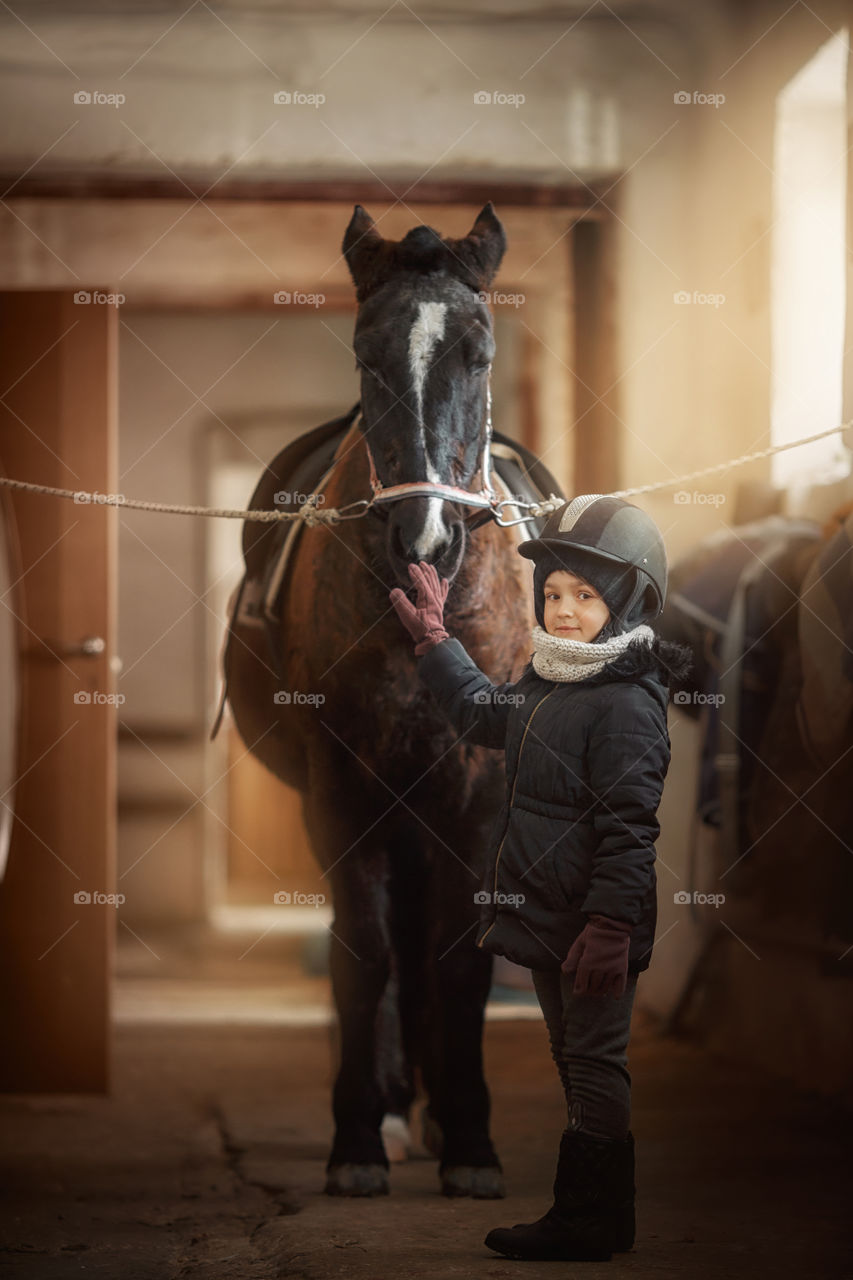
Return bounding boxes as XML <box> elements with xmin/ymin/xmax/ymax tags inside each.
<box><xmin>530</xmin><ymin>623</ymin><xmax>656</xmax><ymax>683</ymax></box>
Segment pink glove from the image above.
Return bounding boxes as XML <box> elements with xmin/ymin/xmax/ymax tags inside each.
<box><xmin>561</xmin><ymin>913</ymin><xmax>634</xmax><ymax>998</ymax></box>
<box><xmin>389</xmin><ymin>561</ymin><xmax>451</xmax><ymax>656</ymax></box>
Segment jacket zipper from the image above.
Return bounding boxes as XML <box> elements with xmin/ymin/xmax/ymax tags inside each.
<box><xmin>477</xmin><ymin>687</ymin><xmax>558</xmax><ymax>949</ymax></box>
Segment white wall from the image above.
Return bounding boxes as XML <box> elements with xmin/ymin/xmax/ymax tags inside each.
<box><xmin>0</xmin><ymin>5</ymin><xmax>695</xmax><ymax>180</ymax></box>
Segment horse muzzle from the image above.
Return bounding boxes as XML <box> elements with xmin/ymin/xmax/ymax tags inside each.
<box><xmin>384</xmin><ymin>496</ymin><xmax>467</xmax><ymax>585</ymax></box>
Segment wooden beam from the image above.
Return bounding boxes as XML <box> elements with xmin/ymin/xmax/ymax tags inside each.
<box><xmin>0</xmin><ymin>172</ymin><xmax>611</xmax><ymax>211</ymax></box>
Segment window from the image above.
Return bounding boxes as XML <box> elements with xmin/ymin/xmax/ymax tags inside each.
<box><xmin>771</xmin><ymin>29</ymin><xmax>849</xmax><ymax>489</ymax></box>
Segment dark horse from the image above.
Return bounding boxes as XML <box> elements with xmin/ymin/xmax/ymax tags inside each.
<box><xmin>219</xmin><ymin>204</ymin><xmax>562</xmax><ymax>1198</ymax></box>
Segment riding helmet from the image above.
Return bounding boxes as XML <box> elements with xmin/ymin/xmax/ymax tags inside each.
<box><xmin>517</xmin><ymin>494</ymin><xmax>668</xmax><ymax>637</ymax></box>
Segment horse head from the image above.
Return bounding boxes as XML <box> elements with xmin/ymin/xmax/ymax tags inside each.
<box><xmin>342</xmin><ymin>202</ymin><xmax>507</xmax><ymax>588</ymax></box>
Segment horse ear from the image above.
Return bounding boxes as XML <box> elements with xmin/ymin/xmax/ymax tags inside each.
<box><xmin>450</xmin><ymin>201</ymin><xmax>507</xmax><ymax>289</ymax></box>
<box><xmin>342</xmin><ymin>205</ymin><xmax>385</xmax><ymax>296</ymax></box>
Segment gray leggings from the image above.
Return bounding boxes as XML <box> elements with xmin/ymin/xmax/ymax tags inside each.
<box><xmin>531</xmin><ymin>968</ymin><xmax>639</xmax><ymax>1141</ymax></box>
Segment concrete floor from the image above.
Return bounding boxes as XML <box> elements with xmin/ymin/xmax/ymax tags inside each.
<box><xmin>0</xmin><ymin>930</ymin><xmax>850</xmax><ymax>1279</ymax></box>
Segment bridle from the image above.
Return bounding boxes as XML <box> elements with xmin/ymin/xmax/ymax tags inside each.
<box><xmin>334</xmin><ymin>371</ymin><xmax>551</xmax><ymax>529</ymax></box>
<box><xmin>363</xmin><ymin>373</ymin><xmax>498</xmax><ymax>514</ymax></box>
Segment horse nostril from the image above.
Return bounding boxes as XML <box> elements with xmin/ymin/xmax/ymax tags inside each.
<box><xmin>443</xmin><ymin>520</ymin><xmax>465</xmax><ymax>561</ymax></box>
<box><xmin>387</xmin><ymin>512</ymin><xmax>465</xmax><ymax>569</ymax></box>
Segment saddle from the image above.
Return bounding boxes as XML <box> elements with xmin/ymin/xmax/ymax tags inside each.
<box><xmin>211</xmin><ymin>404</ymin><xmax>565</xmax><ymax>740</ymax></box>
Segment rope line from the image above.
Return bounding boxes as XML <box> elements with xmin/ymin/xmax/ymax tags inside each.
<box><xmin>0</xmin><ymin>478</ymin><xmax>341</xmax><ymax>525</ymax></box>
<box><xmin>609</xmin><ymin>420</ymin><xmax>851</xmax><ymax>500</ymax></box>
<box><xmin>0</xmin><ymin>420</ymin><xmax>848</xmax><ymax>522</ymax></box>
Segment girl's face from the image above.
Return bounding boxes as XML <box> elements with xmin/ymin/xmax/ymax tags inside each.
<box><xmin>543</xmin><ymin>570</ymin><xmax>611</xmax><ymax>643</ymax></box>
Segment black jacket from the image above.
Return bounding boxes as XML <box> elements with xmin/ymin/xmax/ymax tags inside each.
<box><xmin>418</xmin><ymin>634</ymin><xmax>693</xmax><ymax>973</ymax></box>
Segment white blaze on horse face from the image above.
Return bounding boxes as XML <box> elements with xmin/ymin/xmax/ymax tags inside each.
<box><xmin>408</xmin><ymin>300</ymin><xmax>450</xmax><ymax>558</ymax></box>
<box><xmin>408</xmin><ymin>300</ymin><xmax>447</xmax><ymax>432</ymax></box>
<box><xmin>411</xmin><ymin>496</ymin><xmax>447</xmax><ymax>560</ymax></box>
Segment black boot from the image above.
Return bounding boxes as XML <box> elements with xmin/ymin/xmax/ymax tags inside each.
<box><xmin>484</xmin><ymin>1128</ymin><xmax>636</xmax><ymax>1262</ymax></box>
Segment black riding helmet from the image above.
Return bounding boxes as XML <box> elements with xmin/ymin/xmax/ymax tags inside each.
<box><xmin>517</xmin><ymin>494</ymin><xmax>668</xmax><ymax>641</ymax></box>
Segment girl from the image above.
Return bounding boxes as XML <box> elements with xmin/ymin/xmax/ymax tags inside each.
<box><xmin>389</xmin><ymin>493</ymin><xmax>692</xmax><ymax>1262</ymax></box>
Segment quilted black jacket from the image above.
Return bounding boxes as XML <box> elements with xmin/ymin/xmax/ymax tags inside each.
<box><xmin>418</xmin><ymin>634</ymin><xmax>693</xmax><ymax>973</ymax></box>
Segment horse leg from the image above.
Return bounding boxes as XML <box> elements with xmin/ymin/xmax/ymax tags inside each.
<box><xmin>325</xmin><ymin>907</ymin><xmax>392</xmax><ymax>1196</ymax></box>
<box><xmin>303</xmin><ymin>784</ymin><xmax>393</xmax><ymax>1196</ymax></box>
<box><xmin>431</xmin><ymin>945</ymin><xmax>505</xmax><ymax>1198</ymax></box>
<box><xmin>425</xmin><ymin>849</ymin><xmax>505</xmax><ymax>1199</ymax></box>
<box><xmin>378</xmin><ymin>830</ymin><xmax>430</xmax><ymax>1162</ymax></box>
<box><xmin>376</xmin><ymin>964</ymin><xmax>416</xmax><ymax>1162</ymax></box>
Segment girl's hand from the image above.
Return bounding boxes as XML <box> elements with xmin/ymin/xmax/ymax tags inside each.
<box><xmin>389</xmin><ymin>561</ymin><xmax>451</xmax><ymax>655</ymax></box>
<box><xmin>561</xmin><ymin>913</ymin><xmax>633</xmax><ymax>997</ymax></box>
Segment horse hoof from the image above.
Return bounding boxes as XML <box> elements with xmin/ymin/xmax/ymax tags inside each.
<box><xmin>381</xmin><ymin>1114</ymin><xmax>411</xmax><ymax>1163</ymax></box>
<box><xmin>325</xmin><ymin>1163</ymin><xmax>390</xmax><ymax>1197</ymax></box>
<box><xmin>441</xmin><ymin>1166</ymin><xmax>506</xmax><ymax>1199</ymax></box>
<box><xmin>421</xmin><ymin>1108</ymin><xmax>444</xmax><ymax>1158</ymax></box>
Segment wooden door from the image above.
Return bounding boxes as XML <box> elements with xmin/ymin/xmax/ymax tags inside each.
<box><xmin>0</xmin><ymin>291</ymin><xmax>117</xmax><ymax>1091</ymax></box>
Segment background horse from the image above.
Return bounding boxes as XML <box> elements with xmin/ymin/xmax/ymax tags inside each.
<box><xmin>220</xmin><ymin>204</ymin><xmax>562</xmax><ymax>1197</ymax></box>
